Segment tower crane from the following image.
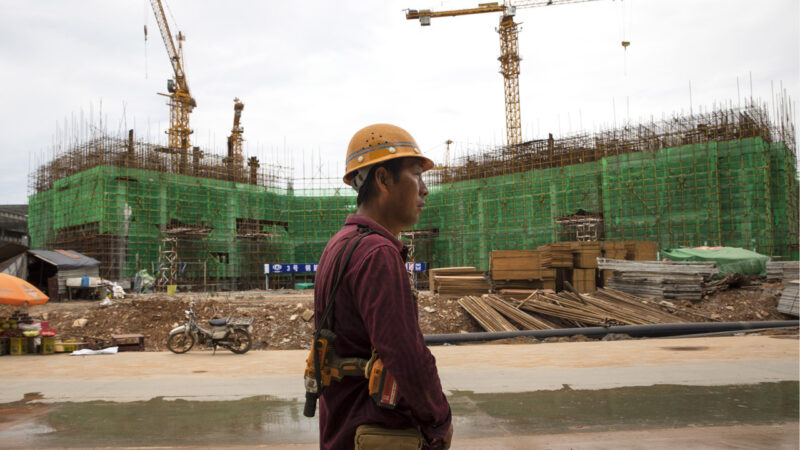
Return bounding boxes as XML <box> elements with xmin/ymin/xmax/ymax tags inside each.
<box><xmin>406</xmin><ymin>0</ymin><xmax>603</xmax><ymax>147</ymax></box>
<box><xmin>150</xmin><ymin>0</ymin><xmax>196</xmax><ymax>154</ymax></box>
<box><xmin>227</xmin><ymin>98</ymin><xmax>245</xmax><ymax>168</ymax></box>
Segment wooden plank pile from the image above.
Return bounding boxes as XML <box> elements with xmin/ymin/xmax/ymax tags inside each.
<box><xmin>457</xmin><ymin>288</ymin><xmax>684</xmax><ymax>333</ymax></box>
<box><xmin>489</xmin><ymin>250</ymin><xmax>556</xmax><ymax>291</ymax></box>
<box><xmin>573</xmin><ymin>242</ymin><xmax>601</xmax><ymax>269</ymax></box>
<box><xmin>597</xmin><ymin>258</ymin><xmax>719</xmax><ymax>301</ymax></box>
<box><xmin>624</xmin><ymin>241</ymin><xmax>659</xmax><ymax>260</ymax></box>
<box><xmin>457</xmin><ymin>296</ymin><xmax>518</xmax><ymax>332</ymax></box>
<box><xmin>599</xmin><ymin>241</ymin><xmax>627</xmax><ymax>285</ymax></box>
<box><xmin>488</xmin><ymin>241</ymin><xmax>660</xmax><ymax>295</ymax></box>
<box><xmin>777</xmin><ymin>280</ymin><xmax>799</xmax><ymax>317</ymax></box>
<box><xmin>430</xmin><ymin>267</ymin><xmax>490</xmax><ymax>297</ymax></box>
<box><xmin>539</xmin><ymin>242</ymin><xmax>575</xmax><ymax>267</ymax></box>
<box><xmin>569</xmin><ymin>269</ymin><xmax>596</xmax><ymax>294</ymax></box>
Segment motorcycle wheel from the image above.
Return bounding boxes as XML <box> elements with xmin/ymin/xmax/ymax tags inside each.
<box><xmin>228</xmin><ymin>328</ymin><xmax>252</xmax><ymax>354</ymax></box>
<box><xmin>167</xmin><ymin>332</ymin><xmax>195</xmax><ymax>354</ymax></box>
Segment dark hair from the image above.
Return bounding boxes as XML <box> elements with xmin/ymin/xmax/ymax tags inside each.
<box><xmin>356</xmin><ymin>158</ymin><xmax>405</xmax><ymax>206</ymax></box>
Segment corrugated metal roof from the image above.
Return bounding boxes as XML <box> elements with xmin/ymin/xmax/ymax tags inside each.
<box><xmin>29</xmin><ymin>249</ymin><xmax>100</xmax><ymax>270</ymax></box>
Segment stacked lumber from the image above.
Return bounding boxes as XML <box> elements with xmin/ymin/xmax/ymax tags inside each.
<box><xmin>573</xmin><ymin>242</ymin><xmax>602</xmax><ymax>268</ymax></box>
<box><xmin>538</xmin><ymin>242</ymin><xmax>576</xmax><ymax>267</ymax></box>
<box><xmin>482</xmin><ymin>295</ymin><xmax>557</xmax><ymax>329</ymax></box>
<box><xmin>598</xmin><ymin>258</ymin><xmax>719</xmax><ymax>301</ymax></box>
<box><xmin>517</xmin><ymin>291</ymin><xmax>616</xmax><ymax>326</ymax></box>
<box><xmin>518</xmin><ymin>288</ymin><xmax>684</xmax><ymax>327</ymax></box>
<box><xmin>777</xmin><ymin>280</ymin><xmax>799</xmax><ymax>317</ymax></box>
<box><xmin>569</xmin><ymin>269</ymin><xmax>596</xmax><ymax>293</ymax></box>
<box><xmin>458</xmin><ymin>288</ymin><xmax>685</xmax><ymax>333</ymax></box>
<box><xmin>600</xmin><ymin>241</ymin><xmax>627</xmax><ymax>259</ymax></box>
<box><xmin>599</xmin><ymin>242</ymin><xmax>626</xmax><ymax>284</ymax></box>
<box><xmin>624</xmin><ymin>241</ymin><xmax>658</xmax><ymax>261</ymax></box>
<box><xmin>431</xmin><ymin>267</ymin><xmax>490</xmax><ymax>297</ymax></box>
<box><xmin>457</xmin><ymin>296</ymin><xmax>517</xmax><ymax>332</ymax></box>
<box><xmin>489</xmin><ymin>250</ymin><xmax>556</xmax><ymax>291</ymax></box>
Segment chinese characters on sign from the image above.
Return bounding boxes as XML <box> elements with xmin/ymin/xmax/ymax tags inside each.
<box><xmin>264</xmin><ymin>262</ymin><xmax>426</xmax><ymax>274</ymax></box>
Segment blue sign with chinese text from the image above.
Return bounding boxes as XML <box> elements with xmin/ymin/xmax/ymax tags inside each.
<box><xmin>265</xmin><ymin>262</ymin><xmax>427</xmax><ymax>274</ymax></box>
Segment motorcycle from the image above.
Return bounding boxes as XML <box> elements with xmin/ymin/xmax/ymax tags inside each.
<box><xmin>167</xmin><ymin>300</ymin><xmax>254</xmax><ymax>354</ymax></box>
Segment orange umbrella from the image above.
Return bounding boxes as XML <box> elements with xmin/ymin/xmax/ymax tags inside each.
<box><xmin>0</xmin><ymin>273</ymin><xmax>49</xmax><ymax>306</ymax></box>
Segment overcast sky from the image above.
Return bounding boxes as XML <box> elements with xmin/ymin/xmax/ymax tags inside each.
<box><xmin>1</xmin><ymin>0</ymin><xmax>797</xmax><ymax>203</ymax></box>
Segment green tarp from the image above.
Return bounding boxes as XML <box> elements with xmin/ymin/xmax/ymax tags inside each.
<box><xmin>661</xmin><ymin>247</ymin><xmax>770</xmax><ymax>277</ymax></box>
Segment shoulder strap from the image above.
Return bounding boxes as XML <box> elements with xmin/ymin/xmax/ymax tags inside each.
<box><xmin>312</xmin><ymin>226</ymin><xmax>378</xmax><ymax>398</ymax></box>
<box><xmin>318</xmin><ymin>226</ymin><xmax>379</xmax><ymax>333</ymax></box>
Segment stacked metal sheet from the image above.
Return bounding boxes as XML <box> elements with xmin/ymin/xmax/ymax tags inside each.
<box><xmin>766</xmin><ymin>261</ymin><xmax>799</xmax><ymax>282</ymax></box>
<box><xmin>777</xmin><ymin>280</ymin><xmax>799</xmax><ymax>317</ymax></box>
<box><xmin>597</xmin><ymin>258</ymin><xmax>719</xmax><ymax>301</ymax></box>
<box><xmin>766</xmin><ymin>261</ymin><xmax>784</xmax><ymax>281</ymax></box>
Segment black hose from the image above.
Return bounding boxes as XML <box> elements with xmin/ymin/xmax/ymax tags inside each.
<box><xmin>423</xmin><ymin>320</ymin><xmax>799</xmax><ymax>345</ymax></box>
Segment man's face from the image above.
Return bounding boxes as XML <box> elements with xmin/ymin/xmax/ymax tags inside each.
<box><xmin>385</xmin><ymin>158</ymin><xmax>429</xmax><ymax>230</ymax></box>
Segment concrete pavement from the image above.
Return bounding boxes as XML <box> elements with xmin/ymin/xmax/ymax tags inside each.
<box><xmin>1</xmin><ymin>335</ymin><xmax>797</xmax><ymax>403</ymax></box>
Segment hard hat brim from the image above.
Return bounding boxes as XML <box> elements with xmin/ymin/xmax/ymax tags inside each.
<box><xmin>343</xmin><ymin>154</ymin><xmax>434</xmax><ymax>186</ymax></box>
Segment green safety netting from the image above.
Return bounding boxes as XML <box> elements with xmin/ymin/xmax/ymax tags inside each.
<box><xmin>28</xmin><ymin>136</ymin><xmax>798</xmax><ymax>281</ymax></box>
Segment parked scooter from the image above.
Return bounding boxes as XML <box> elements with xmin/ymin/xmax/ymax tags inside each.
<box><xmin>167</xmin><ymin>300</ymin><xmax>253</xmax><ymax>354</ymax></box>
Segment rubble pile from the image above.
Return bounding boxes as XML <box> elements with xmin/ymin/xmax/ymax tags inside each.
<box><xmin>0</xmin><ymin>280</ymin><xmax>792</xmax><ymax>351</ymax></box>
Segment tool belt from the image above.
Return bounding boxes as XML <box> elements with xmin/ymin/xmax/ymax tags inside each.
<box><xmin>303</xmin><ymin>227</ymin><xmax>400</xmax><ymax>418</ymax></box>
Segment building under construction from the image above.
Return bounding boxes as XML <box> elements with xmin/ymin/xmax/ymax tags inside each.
<box><xmin>28</xmin><ymin>102</ymin><xmax>798</xmax><ymax>291</ymax></box>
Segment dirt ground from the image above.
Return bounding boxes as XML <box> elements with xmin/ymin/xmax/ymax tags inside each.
<box><xmin>0</xmin><ymin>279</ymin><xmax>793</xmax><ymax>351</ymax></box>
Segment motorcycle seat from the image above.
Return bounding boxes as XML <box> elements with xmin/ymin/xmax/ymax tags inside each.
<box><xmin>208</xmin><ymin>318</ymin><xmax>228</xmax><ymax>326</ymax></box>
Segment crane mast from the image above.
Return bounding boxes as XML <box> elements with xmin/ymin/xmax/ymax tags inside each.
<box><xmin>406</xmin><ymin>0</ymin><xmax>602</xmax><ymax>147</ymax></box>
<box><xmin>227</xmin><ymin>98</ymin><xmax>245</xmax><ymax>168</ymax></box>
<box><xmin>150</xmin><ymin>0</ymin><xmax>196</xmax><ymax>154</ymax></box>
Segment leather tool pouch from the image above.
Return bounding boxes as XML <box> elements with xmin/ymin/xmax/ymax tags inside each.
<box><xmin>354</xmin><ymin>424</ymin><xmax>424</xmax><ymax>450</ymax></box>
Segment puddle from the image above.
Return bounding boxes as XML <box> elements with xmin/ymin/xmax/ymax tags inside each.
<box><xmin>0</xmin><ymin>382</ymin><xmax>795</xmax><ymax>447</ymax></box>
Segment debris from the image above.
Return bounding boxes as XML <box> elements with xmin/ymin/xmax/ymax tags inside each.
<box><xmin>71</xmin><ymin>346</ymin><xmax>118</xmax><ymax>356</ymax></box>
<box><xmin>289</xmin><ymin>314</ymin><xmax>298</xmax><ymax>321</ymax></box>
<box><xmin>73</xmin><ymin>318</ymin><xmax>88</xmax><ymax>328</ymax></box>
<box><xmin>301</xmin><ymin>309</ymin><xmax>314</xmax><ymax>322</ymax></box>
<box><xmin>423</xmin><ymin>306</ymin><xmax>436</xmax><ymax>313</ymax></box>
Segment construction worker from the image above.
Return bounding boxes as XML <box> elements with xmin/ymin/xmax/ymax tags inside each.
<box><xmin>313</xmin><ymin>124</ymin><xmax>453</xmax><ymax>449</ymax></box>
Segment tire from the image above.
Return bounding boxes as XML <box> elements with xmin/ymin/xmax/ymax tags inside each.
<box><xmin>167</xmin><ymin>332</ymin><xmax>195</xmax><ymax>354</ymax></box>
<box><xmin>227</xmin><ymin>328</ymin><xmax>252</xmax><ymax>354</ymax></box>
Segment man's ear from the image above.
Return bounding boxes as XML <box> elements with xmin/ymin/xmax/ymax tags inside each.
<box><xmin>374</xmin><ymin>166</ymin><xmax>391</xmax><ymax>195</ymax></box>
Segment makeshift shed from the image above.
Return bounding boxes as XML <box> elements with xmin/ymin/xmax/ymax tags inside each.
<box><xmin>28</xmin><ymin>249</ymin><xmax>100</xmax><ymax>301</ymax></box>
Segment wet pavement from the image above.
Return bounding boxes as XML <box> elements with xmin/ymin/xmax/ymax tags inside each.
<box><xmin>1</xmin><ymin>335</ymin><xmax>797</xmax><ymax>447</ymax></box>
<box><xmin>0</xmin><ymin>382</ymin><xmax>796</xmax><ymax>448</ymax></box>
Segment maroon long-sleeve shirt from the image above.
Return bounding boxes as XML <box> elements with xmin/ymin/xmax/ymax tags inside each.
<box><xmin>313</xmin><ymin>215</ymin><xmax>451</xmax><ymax>450</ymax></box>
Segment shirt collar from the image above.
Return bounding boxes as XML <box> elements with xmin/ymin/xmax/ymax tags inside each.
<box><xmin>345</xmin><ymin>214</ymin><xmax>405</xmax><ymax>254</ymax></box>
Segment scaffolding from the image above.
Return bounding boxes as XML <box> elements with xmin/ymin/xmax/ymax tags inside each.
<box><xmin>415</xmin><ymin>101</ymin><xmax>798</xmax><ymax>270</ymax></box>
<box><xmin>28</xmin><ymin>101</ymin><xmax>798</xmax><ymax>291</ymax></box>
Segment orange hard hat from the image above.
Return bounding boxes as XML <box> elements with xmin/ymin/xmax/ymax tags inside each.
<box><xmin>344</xmin><ymin>124</ymin><xmax>434</xmax><ymax>186</ymax></box>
